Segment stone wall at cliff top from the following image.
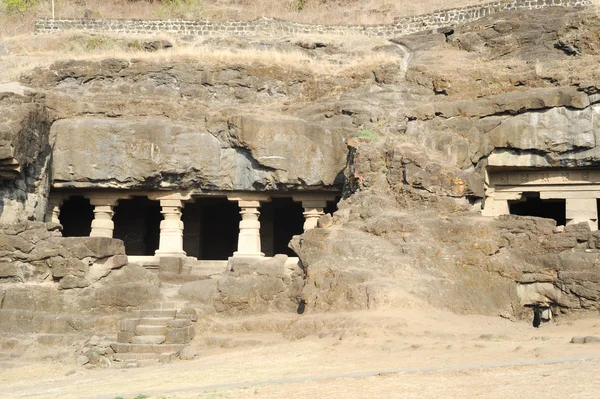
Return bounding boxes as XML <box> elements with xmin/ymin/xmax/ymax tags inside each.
<box><xmin>35</xmin><ymin>0</ymin><xmax>592</xmax><ymax>37</ymax></box>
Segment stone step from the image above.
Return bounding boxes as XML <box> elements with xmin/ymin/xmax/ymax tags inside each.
<box><xmin>113</xmin><ymin>351</ymin><xmax>176</xmax><ymax>366</ymax></box>
<box><xmin>188</xmin><ymin>260</ymin><xmax>228</xmax><ymax>277</ymax></box>
<box><xmin>138</xmin><ymin>317</ymin><xmax>173</xmax><ymax>326</ymax></box>
<box><xmin>132</xmin><ymin>335</ymin><xmax>165</xmax><ymax>345</ymax></box>
<box><xmin>135</xmin><ymin>324</ymin><xmax>168</xmax><ymax>336</ymax></box>
<box><xmin>113</xmin><ymin>353</ymin><xmax>158</xmax><ymax>361</ymax></box>
<box><xmin>112</xmin><ymin>361</ymin><xmax>140</xmax><ymax>369</ymax></box>
<box><xmin>111</xmin><ymin>358</ymin><xmax>160</xmax><ymax>369</ymax></box>
<box><xmin>132</xmin><ymin>309</ymin><xmax>177</xmax><ymax>318</ymax></box>
<box><xmin>111</xmin><ymin>343</ymin><xmax>185</xmax><ymax>354</ymax></box>
<box><xmin>159</xmin><ymin>272</ymin><xmax>206</xmax><ymax>284</ymax></box>
<box><xmin>139</xmin><ymin>301</ymin><xmax>189</xmax><ymax>310</ymax></box>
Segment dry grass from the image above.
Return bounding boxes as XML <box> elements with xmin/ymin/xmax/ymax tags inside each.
<box><xmin>0</xmin><ymin>0</ymin><xmax>492</xmax><ymax>37</ymax></box>
<box><xmin>0</xmin><ymin>31</ymin><xmax>403</xmax><ymax>83</ymax></box>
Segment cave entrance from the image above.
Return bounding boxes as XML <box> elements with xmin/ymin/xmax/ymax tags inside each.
<box><xmin>182</xmin><ymin>198</ymin><xmax>240</xmax><ymax>260</ymax></box>
<box><xmin>509</xmin><ymin>192</ymin><xmax>566</xmax><ymax>226</ymax></box>
<box><xmin>113</xmin><ymin>197</ymin><xmax>161</xmax><ymax>256</ymax></box>
<box><xmin>59</xmin><ymin>195</ymin><xmax>94</xmax><ymax>237</ymax></box>
<box><xmin>261</xmin><ymin>198</ymin><xmax>304</xmax><ymax>257</ymax></box>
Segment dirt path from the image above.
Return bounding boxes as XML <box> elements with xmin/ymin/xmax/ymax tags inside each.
<box><xmin>1</xmin><ymin>310</ymin><xmax>599</xmax><ymax>399</ymax></box>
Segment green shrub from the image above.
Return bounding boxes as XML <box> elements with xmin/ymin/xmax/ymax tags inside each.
<box><xmin>1</xmin><ymin>0</ymin><xmax>39</xmax><ymax>13</ymax></box>
<box><xmin>356</xmin><ymin>129</ymin><xmax>377</xmax><ymax>139</ymax></box>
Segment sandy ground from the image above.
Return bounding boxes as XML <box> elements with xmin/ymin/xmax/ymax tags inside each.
<box><xmin>1</xmin><ymin>309</ymin><xmax>600</xmax><ymax>399</ymax></box>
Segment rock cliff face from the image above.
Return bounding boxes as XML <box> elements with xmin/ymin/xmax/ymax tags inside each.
<box><xmin>18</xmin><ymin>59</ymin><xmax>348</xmax><ymax>192</ymax></box>
<box><xmin>0</xmin><ymin>222</ymin><xmax>159</xmax><ymax>335</ymax></box>
<box><xmin>1</xmin><ymin>5</ymin><xmax>600</xmax><ymax>333</ymax></box>
<box><xmin>0</xmin><ymin>93</ymin><xmax>52</xmax><ymax>222</ymax></box>
<box><xmin>51</xmin><ymin>114</ymin><xmax>345</xmax><ymax>190</ymax></box>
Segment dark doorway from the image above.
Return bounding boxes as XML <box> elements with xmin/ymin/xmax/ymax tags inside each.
<box><xmin>59</xmin><ymin>196</ymin><xmax>94</xmax><ymax>237</ymax></box>
<box><xmin>113</xmin><ymin>197</ymin><xmax>161</xmax><ymax>256</ymax></box>
<box><xmin>509</xmin><ymin>192</ymin><xmax>566</xmax><ymax>226</ymax></box>
<box><xmin>261</xmin><ymin>198</ymin><xmax>304</xmax><ymax>257</ymax></box>
<box><xmin>182</xmin><ymin>198</ymin><xmax>240</xmax><ymax>260</ymax></box>
<box><xmin>325</xmin><ymin>197</ymin><xmax>341</xmax><ymax>215</ymax></box>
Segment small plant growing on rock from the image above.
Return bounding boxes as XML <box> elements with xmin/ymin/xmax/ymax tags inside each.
<box><xmin>356</xmin><ymin>129</ymin><xmax>377</xmax><ymax>140</ymax></box>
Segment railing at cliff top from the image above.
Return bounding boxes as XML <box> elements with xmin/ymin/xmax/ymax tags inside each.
<box><xmin>35</xmin><ymin>0</ymin><xmax>593</xmax><ymax>37</ymax></box>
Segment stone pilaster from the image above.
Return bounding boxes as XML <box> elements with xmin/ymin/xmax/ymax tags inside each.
<box><xmin>233</xmin><ymin>200</ymin><xmax>264</xmax><ymax>257</ymax></box>
<box><xmin>89</xmin><ymin>197</ymin><xmax>118</xmax><ymax>238</ymax></box>
<box><xmin>45</xmin><ymin>197</ymin><xmax>63</xmax><ymax>224</ymax></box>
<box><xmin>481</xmin><ymin>198</ymin><xmax>510</xmax><ymax>217</ymax></box>
<box><xmin>566</xmin><ymin>198</ymin><xmax>598</xmax><ymax>231</ymax></box>
<box><xmin>155</xmin><ymin>199</ymin><xmax>186</xmax><ymax>257</ymax></box>
<box><xmin>302</xmin><ymin>200</ymin><xmax>326</xmax><ymax>231</ymax></box>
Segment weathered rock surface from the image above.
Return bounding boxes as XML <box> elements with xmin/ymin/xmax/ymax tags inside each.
<box><xmin>179</xmin><ymin>255</ymin><xmax>304</xmax><ymax>314</ymax></box>
<box><xmin>0</xmin><ymin>93</ymin><xmax>52</xmax><ymax>223</ymax></box>
<box><xmin>0</xmin><ymin>222</ymin><xmax>160</xmax><ymax>334</ymax></box>
<box><xmin>51</xmin><ymin>114</ymin><xmax>345</xmax><ymax>190</ymax></box>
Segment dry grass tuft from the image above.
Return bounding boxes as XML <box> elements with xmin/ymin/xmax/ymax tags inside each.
<box><xmin>0</xmin><ymin>31</ymin><xmax>404</xmax><ymax>83</ymax></box>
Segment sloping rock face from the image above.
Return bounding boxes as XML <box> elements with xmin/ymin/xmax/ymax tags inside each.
<box><xmin>284</xmin><ymin>8</ymin><xmax>600</xmax><ymax>318</ymax></box>
<box><xmin>292</xmin><ymin>139</ymin><xmax>600</xmax><ymax>317</ymax></box>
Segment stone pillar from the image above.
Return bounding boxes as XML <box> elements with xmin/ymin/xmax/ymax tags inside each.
<box><xmin>566</xmin><ymin>198</ymin><xmax>598</xmax><ymax>231</ymax></box>
<box><xmin>481</xmin><ymin>186</ymin><xmax>512</xmax><ymax>217</ymax></box>
<box><xmin>233</xmin><ymin>200</ymin><xmax>264</xmax><ymax>257</ymax></box>
<box><xmin>155</xmin><ymin>199</ymin><xmax>186</xmax><ymax>257</ymax></box>
<box><xmin>481</xmin><ymin>198</ymin><xmax>510</xmax><ymax>217</ymax></box>
<box><xmin>45</xmin><ymin>197</ymin><xmax>63</xmax><ymax>224</ymax></box>
<box><xmin>89</xmin><ymin>197</ymin><xmax>118</xmax><ymax>238</ymax></box>
<box><xmin>302</xmin><ymin>200</ymin><xmax>326</xmax><ymax>231</ymax></box>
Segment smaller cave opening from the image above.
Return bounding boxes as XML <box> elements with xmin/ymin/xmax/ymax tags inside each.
<box><xmin>59</xmin><ymin>195</ymin><xmax>94</xmax><ymax>237</ymax></box>
<box><xmin>113</xmin><ymin>197</ymin><xmax>161</xmax><ymax>256</ymax></box>
<box><xmin>261</xmin><ymin>198</ymin><xmax>305</xmax><ymax>257</ymax></box>
<box><xmin>509</xmin><ymin>192</ymin><xmax>566</xmax><ymax>226</ymax></box>
<box><xmin>531</xmin><ymin>306</ymin><xmax>553</xmax><ymax>328</ymax></box>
